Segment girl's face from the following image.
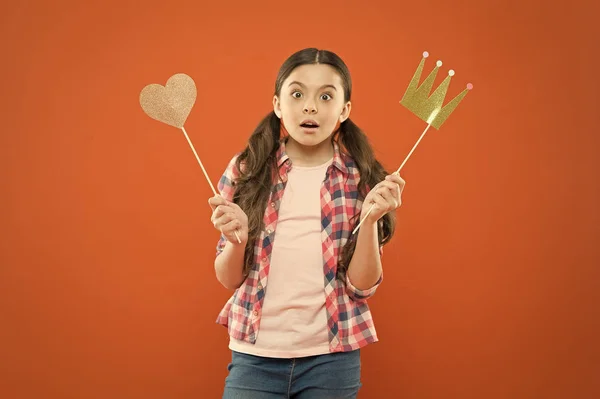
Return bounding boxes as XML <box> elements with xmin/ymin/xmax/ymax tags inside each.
<box><xmin>273</xmin><ymin>64</ymin><xmax>351</xmax><ymax>149</ymax></box>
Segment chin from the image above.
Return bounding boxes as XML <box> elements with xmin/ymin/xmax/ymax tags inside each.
<box><xmin>291</xmin><ymin>135</ymin><xmax>329</xmax><ymax>147</ymax></box>
<box><xmin>291</xmin><ymin>127</ymin><xmax>333</xmax><ymax>142</ymax></box>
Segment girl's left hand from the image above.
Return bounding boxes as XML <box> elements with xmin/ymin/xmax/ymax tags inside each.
<box><xmin>361</xmin><ymin>173</ymin><xmax>406</xmax><ymax>223</ymax></box>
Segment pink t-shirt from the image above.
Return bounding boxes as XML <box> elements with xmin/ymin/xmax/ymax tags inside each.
<box><xmin>229</xmin><ymin>158</ymin><xmax>333</xmax><ymax>358</ymax></box>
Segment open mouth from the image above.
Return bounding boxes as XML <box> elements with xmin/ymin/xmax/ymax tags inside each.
<box><xmin>300</xmin><ymin>120</ymin><xmax>320</xmax><ymax>129</ymax></box>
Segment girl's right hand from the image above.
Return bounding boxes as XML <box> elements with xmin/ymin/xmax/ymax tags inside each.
<box><xmin>208</xmin><ymin>195</ymin><xmax>249</xmax><ymax>245</ymax></box>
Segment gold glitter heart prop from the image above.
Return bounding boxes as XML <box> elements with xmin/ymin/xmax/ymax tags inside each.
<box><xmin>139</xmin><ymin>73</ymin><xmax>241</xmax><ymax>243</ymax></box>
<box><xmin>353</xmin><ymin>51</ymin><xmax>473</xmax><ymax>234</ymax></box>
<box><xmin>140</xmin><ymin>73</ymin><xmax>196</xmax><ymax>128</ymax></box>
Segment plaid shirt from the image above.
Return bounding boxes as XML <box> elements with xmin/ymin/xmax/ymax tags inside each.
<box><xmin>214</xmin><ymin>139</ymin><xmax>384</xmax><ymax>353</ymax></box>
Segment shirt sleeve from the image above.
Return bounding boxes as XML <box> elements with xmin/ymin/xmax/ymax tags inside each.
<box><xmin>345</xmin><ymin>270</ymin><xmax>383</xmax><ymax>301</ymax></box>
<box><xmin>215</xmin><ymin>153</ymin><xmax>241</xmax><ymax>257</ymax></box>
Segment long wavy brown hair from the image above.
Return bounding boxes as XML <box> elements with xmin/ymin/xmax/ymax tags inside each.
<box><xmin>231</xmin><ymin>48</ymin><xmax>396</xmax><ymax>280</ymax></box>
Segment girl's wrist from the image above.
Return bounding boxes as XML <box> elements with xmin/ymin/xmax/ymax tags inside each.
<box><xmin>358</xmin><ymin>214</ymin><xmax>378</xmax><ymax>228</ymax></box>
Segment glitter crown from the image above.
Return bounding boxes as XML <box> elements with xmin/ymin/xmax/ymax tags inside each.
<box><xmin>400</xmin><ymin>51</ymin><xmax>472</xmax><ymax>129</ymax></box>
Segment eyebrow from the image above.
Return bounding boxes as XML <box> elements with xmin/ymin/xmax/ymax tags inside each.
<box><xmin>287</xmin><ymin>81</ymin><xmax>337</xmax><ymax>91</ymax></box>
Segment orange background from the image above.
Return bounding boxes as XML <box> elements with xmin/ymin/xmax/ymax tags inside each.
<box><xmin>1</xmin><ymin>0</ymin><xmax>599</xmax><ymax>398</ymax></box>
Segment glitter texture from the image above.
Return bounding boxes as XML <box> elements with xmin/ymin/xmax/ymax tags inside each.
<box><xmin>139</xmin><ymin>73</ymin><xmax>197</xmax><ymax>128</ymax></box>
<box><xmin>400</xmin><ymin>53</ymin><xmax>471</xmax><ymax>129</ymax></box>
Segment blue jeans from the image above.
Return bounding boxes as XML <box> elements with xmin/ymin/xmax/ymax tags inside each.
<box><xmin>222</xmin><ymin>349</ymin><xmax>362</xmax><ymax>398</ymax></box>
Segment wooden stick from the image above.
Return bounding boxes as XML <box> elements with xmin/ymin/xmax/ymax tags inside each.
<box><xmin>352</xmin><ymin>122</ymin><xmax>432</xmax><ymax>235</ymax></box>
<box><xmin>181</xmin><ymin>127</ymin><xmax>241</xmax><ymax>243</ymax></box>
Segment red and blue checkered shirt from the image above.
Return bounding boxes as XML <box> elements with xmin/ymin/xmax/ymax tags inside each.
<box><xmin>215</xmin><ymin>139</ymin><xmax>384</xmax><ymax>353</ymax></box>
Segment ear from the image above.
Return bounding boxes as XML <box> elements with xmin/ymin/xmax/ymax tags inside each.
<box><xmin>273</xmin><ymin>95</ymin><xmax>282</xmax><ymax>119</ymax></box>
<box><xmin>339</xmin><ymin>101</ymin><xmax>352</xmax><ymax>123</ymax></box>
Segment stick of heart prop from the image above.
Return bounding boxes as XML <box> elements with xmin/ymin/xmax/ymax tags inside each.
<box><xmin>352</xmin><ymin>51</ymin><xmax>473</xmax><ymax>235</ymax></box>
<box><xmin>139</xmin><ymin>73</ymin><xmax>241</xmax><ymax>243</ymax></box>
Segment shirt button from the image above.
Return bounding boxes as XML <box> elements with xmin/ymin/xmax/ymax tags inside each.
<box><xmin>266</xmin><ymin>229</ymin><xmax>272</xmax><ymax>235</ymax></box>
<box><xmin>271</xmin><ymin>202</ymin><xmax>275</xmax><ymax>208</ymax></box>
<box><xmin>253</xmin><ymin>310</ymin><xmax>259</xmax><ymax>317</ymax></box>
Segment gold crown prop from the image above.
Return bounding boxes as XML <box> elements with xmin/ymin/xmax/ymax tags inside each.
<box><xmin>353</xmin><ymin>51</ymin><xmax>472</xmax><ymax>234</ymax></box>
<box><xmin>401</xmin><ymin>51</ymin><xmax>472</xmax><ymax>129</ymax></box>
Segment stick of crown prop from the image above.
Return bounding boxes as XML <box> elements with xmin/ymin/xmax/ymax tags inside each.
<box><xmin>139</xmin><ymin>73</ymin><xmax>241</xmax><ymax>243</ymax></box>
<box><xmin>352</xmin><ymin>51</ymin><xmax>473</xmax><ymax>235</ymax></box>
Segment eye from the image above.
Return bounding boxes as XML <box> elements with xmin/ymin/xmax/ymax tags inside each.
<box><xmin>320</xmin><ymin>93</ymin><xmax>332</xmax><ymax>101</ymax></box>
<box><xmin>292</xmin><ymin>91</ymin><xmax>303</xmax><ymax>99</ymax></box>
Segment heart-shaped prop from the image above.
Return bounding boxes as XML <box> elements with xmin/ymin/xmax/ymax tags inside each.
<box><xmin>139</xmin><ymin>73</ymin><xmax>197</xmax><ymax>128</ymax></box>
<box><xmin>139</xmin><ymin>73</ymin><xmax>241</xmax><ymax>243</ymax></box>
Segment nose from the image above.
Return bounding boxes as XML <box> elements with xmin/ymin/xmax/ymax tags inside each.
<box><xmin>303</xmin><ymin>100</ymin><xmax>317</xmax><ymax>114</ymax></box>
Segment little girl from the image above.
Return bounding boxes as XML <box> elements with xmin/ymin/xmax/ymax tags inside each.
<box><xmin>209</xmin><ymin>48</ymin><xmax>405</xmax><ymax>399</ymax></box>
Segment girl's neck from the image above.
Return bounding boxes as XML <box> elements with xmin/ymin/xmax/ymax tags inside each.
<box><xmin>285</xmin><ymin>137</ymin><xmax>334</xmax><ymax>167</ymax></box>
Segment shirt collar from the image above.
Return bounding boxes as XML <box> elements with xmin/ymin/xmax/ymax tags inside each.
<box><xmin>275</xmin><ymin>138</ymin><xmax>349</xmax><ymax>175</ymax></box>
